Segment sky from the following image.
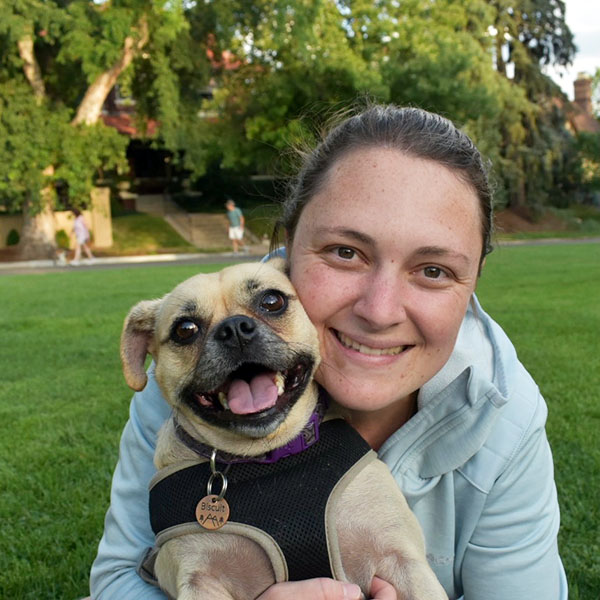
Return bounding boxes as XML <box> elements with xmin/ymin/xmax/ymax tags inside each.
<box><xmin>547</xmin><ymin>0</ymin><xmax>600</xmax><ymax>98</ymax></box>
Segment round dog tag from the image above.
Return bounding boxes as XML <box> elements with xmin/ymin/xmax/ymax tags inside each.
<box><xmin>196</xmin><ymin>495</ymin><xmax>230</xmax><ymax>530</ymax></box>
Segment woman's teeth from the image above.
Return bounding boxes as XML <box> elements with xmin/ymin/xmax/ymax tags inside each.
<box><xmin>336</xmin><ymin>331</ymin><xmax>406</xmax><ymax>356</ymax></box>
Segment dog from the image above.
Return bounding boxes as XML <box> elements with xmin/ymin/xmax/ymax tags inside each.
<box><xmin>120</xmin><ymin>259</ymin><xmax>448</xmax><ymax>600</ymax></box>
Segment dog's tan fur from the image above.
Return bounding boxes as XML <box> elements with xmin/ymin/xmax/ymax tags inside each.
<box><xmin>121</xmin><ymin>260</ymin><xmax>447</xmax><ymax>600</ymax></box>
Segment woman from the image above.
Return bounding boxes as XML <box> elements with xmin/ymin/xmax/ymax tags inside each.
<box><xmin>90</xmin><ymin>105</ymin><xmax>566</xmax><ymax>600</ymax></box>
<box><xmin>71</xmin><ymin>208</ymin><xmax>95</xmax><ymax>265</ymax></box>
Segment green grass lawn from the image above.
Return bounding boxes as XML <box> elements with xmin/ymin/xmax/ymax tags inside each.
<box><xmin>1</xmin><ymin>243</ymin><xmax>599</xmax><ymax>599</ymax></box>
<box><xmin>105</xmin><ymin>213</ymin><xmax>199</xmax><ymax>255</ymax></box>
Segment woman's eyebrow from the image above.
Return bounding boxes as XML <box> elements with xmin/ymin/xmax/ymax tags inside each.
<box><xmin>313</xmin><ymin>226</ymin><xmax>375</xmax><ymax>246</ymax></box>
<box><xmin>412</xmin><ymin>246</ymin><xmax>471</xmax><ymax>265</ymax></box>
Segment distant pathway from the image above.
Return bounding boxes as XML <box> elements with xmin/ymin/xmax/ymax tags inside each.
<box><xmin>0</xmin><ymin>248</ymin><xmax>265</xmax><ymax>276</ymax></box>
<box><xmin>497</xmin><ymin>236</ymin><xmax>600</xmax><ymax>246</ymax></box>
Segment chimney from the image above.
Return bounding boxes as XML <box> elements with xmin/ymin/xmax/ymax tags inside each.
<box><xmin>574</xmin><ymin>73</ymin><xmax>593</xmax><ymax>116</ymax></box>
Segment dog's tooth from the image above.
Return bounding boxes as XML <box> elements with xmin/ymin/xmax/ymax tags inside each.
<box><xmin>274</xmin><ymin>372</ymin><xmax>285</xmax><ymax>396</ymax></box>
<box><xmin>218</xmin><ymin>391</ymin><xmax>229</xmax><ymax>410</ymax></box>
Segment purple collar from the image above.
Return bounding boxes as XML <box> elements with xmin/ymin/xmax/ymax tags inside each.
<box><xmin>174</xmin><ymin>391</ymin><xmax>328</xmax><ymax>465</ymax></box>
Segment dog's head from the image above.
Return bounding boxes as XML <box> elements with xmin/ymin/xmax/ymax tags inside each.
<box><xmin>120</xmin><ymin>259</ymin><xmax>320</xmax><ymax>455</ymax></box>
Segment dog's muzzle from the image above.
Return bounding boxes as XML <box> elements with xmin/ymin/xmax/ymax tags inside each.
<box><xmin>181</xmin><ymin>315</ymin><xmax>316</xmax><ymax>436</ymax></box>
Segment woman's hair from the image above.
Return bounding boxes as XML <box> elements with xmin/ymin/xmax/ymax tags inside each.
<box><xmin>274</xmin><ymin>104</ymin><xmax>494</xmax><ymax>264</ymax></box>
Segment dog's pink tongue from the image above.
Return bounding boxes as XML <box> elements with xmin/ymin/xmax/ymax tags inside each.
<box><xmin>227</xmin><ymin>373</ymin><xmax>279</xmax><ymax>415</ymax></box>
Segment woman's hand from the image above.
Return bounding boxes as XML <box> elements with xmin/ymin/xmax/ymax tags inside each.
<box><xmin>256</xmin><ymin>576</ymin><xmax>396</xmax><ymax>600</ymax></box>
<box><xmin>369</xmin><ymin>577</ymin><xmax>397</xmax><ymax>599</ymax></box>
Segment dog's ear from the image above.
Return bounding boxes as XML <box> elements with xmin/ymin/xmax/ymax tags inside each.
<box><xmin>265</xmin><ymin>256</ymin><xmax>286</xmax><ymax>272</ymax></box>
<box><xmin>120</xmin><ymin>299</ymin><xmax>161</xmax><ymax>391</ymax></box>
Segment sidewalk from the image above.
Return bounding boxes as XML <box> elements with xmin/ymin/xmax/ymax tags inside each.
<box><xmin>0</xmin><ymin>246</ymin><xmax>267</xmax><ymax>275</ymax></box>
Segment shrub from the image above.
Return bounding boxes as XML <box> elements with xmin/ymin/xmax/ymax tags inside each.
<box><xmin>6</xmin><ymin>229</ymin><xmax>19</xmax><ymax>246</ymax></box>
<box><xmin>55</xmin><ymin>229</ymin><xmax>70</xmax><ymax>249</ymax></box>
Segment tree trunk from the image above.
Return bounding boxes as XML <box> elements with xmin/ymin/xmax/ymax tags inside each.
<box><xmin>17</xmin><ymin>30</ymin><xmax>46</xmax><ymax>102</ymax></box>
<box><xmin>71</xmin><ymin>17</ymin><xmax>149</xmax><ymax>126</ymax></box>
<box><xmin>18</xmin><ymin>174</ymin><xmax>58</xmax><ymax>261</ymax></box>
<box><xmin>18</xmin><ymin>206</ymin><xmax>57</xmax><ymax>260</ymax></box>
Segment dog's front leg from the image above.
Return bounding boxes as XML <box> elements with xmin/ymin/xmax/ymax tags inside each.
<box><xmin>176</xmin><ymin>578</ymin><xmax>238</xmax><ymax>600</ymax></box>
<box><xmin>334</xmin><ymin>460</ymin><xmax>448</xmax><ymax>600</ymax></box>
<box><xmin>155</xmin><ymin>533</ymin><xmax>276</xmax><ymax>600</ymax></box>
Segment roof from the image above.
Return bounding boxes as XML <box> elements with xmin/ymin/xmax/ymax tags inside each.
<box><xmin>101</xmin><ymin>113</ymin><xmax>159</xmax><ymax>137</ymax></box>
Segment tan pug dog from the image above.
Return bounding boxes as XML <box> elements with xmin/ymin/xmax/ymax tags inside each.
<box><xmin>120</xmin><ymin>259</ymin><xmax>447</xmax><ymax>600</ymax></box>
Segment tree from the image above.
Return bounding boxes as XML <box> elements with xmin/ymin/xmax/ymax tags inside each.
<box><xmin>485</xmin><ymin>0</ymin><xmax>578</xmax><ymax>209</ymax></box>
<box><xmin>592</xmin><ymin>68</ymin><xmax>600</xmax><ymax>118</ymax></box>
<box><xmin>1</xmin><ymin>0</ymin><xmax>583</xmax><ymax>242</ymax></box>
<box><xmin>174</xmin><ymin>0</ymin><xmax>515</xmax><ymax>178</ymax></box>
<box><xmin>161</xmin><ymin>0</ymin><xmax>579</xmax><ymax>214</ymax></box>
<box><xmin>0</xmin><ymin>0</ymin><xmax>188</xmax><ymax>258</ymax></box>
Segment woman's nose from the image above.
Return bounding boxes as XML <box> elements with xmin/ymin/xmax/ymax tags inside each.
<box><xmin>352</xmin><ymin>268</ymin><xmax>408</xmax><ymax>330</ymax></box>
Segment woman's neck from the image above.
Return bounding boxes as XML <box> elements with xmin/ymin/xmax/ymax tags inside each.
<box><xmin>343</xmin><ymin>393</ymin><xmax>418</xmax><ymax>451</ymax></box>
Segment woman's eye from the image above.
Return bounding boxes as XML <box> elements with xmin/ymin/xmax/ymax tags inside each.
<box><xmin>259</xmin><ymin>291</ymin><xmax>287</xmax><ymax>313</ymax></box>
<box><xmin>423</xmin><ymin>266</ymin><xmax>445</xmax><ymax>279</ymax></box>
<box><xmin>173</xmin><ymin>320</ymin><xmax>199</xmax><ymax>342</ymax></box>
<box><xmin>336</xmin><ymin>247</ymin><xmax>355</xmax><ymax>260</ymax></box>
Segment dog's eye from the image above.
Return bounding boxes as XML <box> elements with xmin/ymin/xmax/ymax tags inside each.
<box><xmin>259</xmin><ymin>290</ymin><xmax>287</xmax><ymax>314</ymax></box>
<box><xmin>172</xmin><ymin>320</ymin><xmax>200</xmax><ymax>343</ymax></box>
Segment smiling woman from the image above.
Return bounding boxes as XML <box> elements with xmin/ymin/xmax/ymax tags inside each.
<box><xmin>287</xmin><ymin>149</ymin><xmax>483</xmax><ymax>449</ymax></box>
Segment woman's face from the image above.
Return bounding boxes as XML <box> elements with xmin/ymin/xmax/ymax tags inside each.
<box><xmin>288</xmin><ymin>148</ymin><xmax>483</xmax><ymax>417</ymax></box>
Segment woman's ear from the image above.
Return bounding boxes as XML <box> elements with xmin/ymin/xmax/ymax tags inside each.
<box><xmin>120</xmin><ymin>299</ymin><xmax>161</xmax><ymax>391</ymax></box>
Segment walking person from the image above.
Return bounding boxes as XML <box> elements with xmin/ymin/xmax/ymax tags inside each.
<box><xmin>225</xmin><ymin>199</ymin><xmax>245</xmax><ymax>253</ymax></box>
<box><xmin>70</xmin><ymin>208</ymin><xmax>95</xmax><ymax>265</ymax></box>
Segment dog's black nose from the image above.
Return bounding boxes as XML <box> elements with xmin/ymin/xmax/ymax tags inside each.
<box><xmin>214</xmin><ymin>315</ymin><xmax>257</xmax><ymax>348</ymax></box>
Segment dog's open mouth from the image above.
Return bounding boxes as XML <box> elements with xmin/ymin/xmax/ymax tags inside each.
<box><xmin>191</xmin><ymin>361</ymin><xmax>311</xmax><ymax>419</ymax></box>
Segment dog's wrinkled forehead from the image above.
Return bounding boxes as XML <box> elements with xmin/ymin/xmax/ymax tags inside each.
<box><xmin>155</xmin><ymin>262</ymin><xmax>298</xmax><ymax>335</ymax></box>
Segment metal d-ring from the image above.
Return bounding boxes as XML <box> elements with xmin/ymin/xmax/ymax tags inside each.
<box><xmin>207</xmin><ymin>448</ymin><xmax>229</xmax><ymax>501</ymax></box>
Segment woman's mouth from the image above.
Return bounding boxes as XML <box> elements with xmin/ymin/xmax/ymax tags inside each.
<box><xmin>334</xmin><ymin>330</ymin><xmax>408</xmax><ymax>356</ymax></box>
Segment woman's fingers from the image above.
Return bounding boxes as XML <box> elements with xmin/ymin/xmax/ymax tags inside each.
<box><xmin>257</xmin><ymin>578</ymin><xmax>362</xmax><ymax>600</ymax></box>
<box><xmin>370</xmin><ymin>576</ymin><xmax>397</xmax><ymax>599</ymax></box>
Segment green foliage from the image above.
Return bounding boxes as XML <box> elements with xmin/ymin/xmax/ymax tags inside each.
<box><xmin>55</xmin><ymin>122</ymin><xmax>128</xmax><ymax>207</ymax></box>
<box><xmin>0</xmin><ymin>0</ymin><xmax>187</xmax><ymax>217</ymax></box>
<box><xmin>0</xmin><ymin>81</ymin><xmax>61</xmax><ymax>211</ymax></box>
<box><xmin>592</xmin><ymin>68</ymin><xmax>600</xmax><ymax>118</ymax></box>
<box><xmin>482</xmin><ymin>0</ymin><xmax>580</xmax><ymax>208</ymax></box>
<box><xmin>0</xmin><ymin>80</ymin><xmax>128</xmax><ymax>212</ymax></box>
<box><xmin>577</xmin><ymin>132</ymin><xmax>600</xmax><ymax>190</ymax></box>
<box><xmin>55</xmin><ymin>228</ymin><xmax>69</xmax><ymax>249</ymax></box>
<box><xmin>0</xmin><ymin>0</ymin><xmax>587</xmax><ymax>214</ymax></box>
<box><xmin>6</xmin><ymin>228</ymin><xmax>20</xmax><ymax>246</ymax></box>
<box><xmin>150</xmin><ymin>0</ymin><xmax>582</xmax><ymax>214</ymax></box>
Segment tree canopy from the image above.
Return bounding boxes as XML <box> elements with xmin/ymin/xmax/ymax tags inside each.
<box><xmin>0</xmin><ymin>0</ymin><xmax>593</xmax><ymax>256</ymax></box>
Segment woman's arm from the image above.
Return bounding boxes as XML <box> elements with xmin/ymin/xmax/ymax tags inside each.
<box><xmin>90</xmin><ymin>366</ymin><xmax>171</xmax><ymax>599</ymax></box>
<box><xmin>460</xmin><ymin>392</ymin><xmax>567</xmax><ymax>600</ymax></box>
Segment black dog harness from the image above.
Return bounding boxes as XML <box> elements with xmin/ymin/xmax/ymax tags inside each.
<box><xmin>141</xmin><ymin>419</ymin><xmax>376</xmax><ymax>585</ymax></box>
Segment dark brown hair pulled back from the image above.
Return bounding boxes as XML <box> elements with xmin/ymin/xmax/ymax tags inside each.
<box><xmin>275</xmin><ymin>104</ymin><xmax>493</xmax><ymax>263</ymax></box>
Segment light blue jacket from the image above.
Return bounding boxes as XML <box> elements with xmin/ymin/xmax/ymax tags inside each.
<box><xmin>90</xmin><ymin>296</ymin><xmax>567</xmax><ymax>599</ymax></box>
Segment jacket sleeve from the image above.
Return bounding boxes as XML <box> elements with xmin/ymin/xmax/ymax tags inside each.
<box><xmin>90</xmin><ymin>366</ymin><xmax>172</xmax><ymax>599</ymax></box>
<box><xmin>460</xmin><ymin>392</ymin><xmax>567</xmax><ymax>600</ymax></box>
